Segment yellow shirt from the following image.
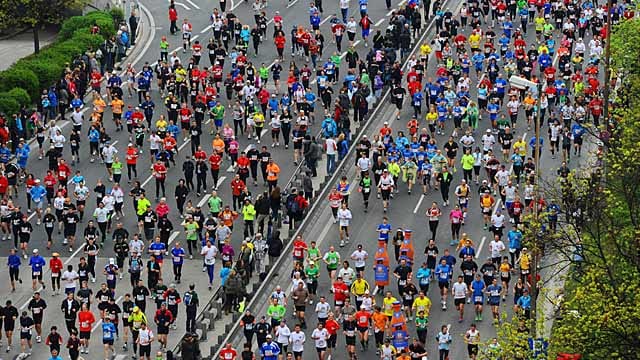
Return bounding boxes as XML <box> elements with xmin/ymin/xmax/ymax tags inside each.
<box><xmin>110</xmin><ymin>99</ymin><xmax>124</xmax><ymax>114</ymax></box>
<box><xmin>350</xmin><ymin>279</ymin><xmax>370</xmax><ymax>296</ymax></box>
<box><xmin>513</xmin><ymin>140</ymin><xmax>527</xmax><ymax>156</ymax></box>
<box><xmin>382</xmin><ymin>296</ymin><xmax>397</xmax><ymax>316</ymax></box>
<box><xmin>469</xmin><ymin>33</ymin><xmax>481</xmax><ymax>48</ymax></box>
<box><xmin>520</xmin><ymin>253</ymin><xmax>531</xmax><ymax>270</ymax></box>
<box><xmin>426</xmin><ymin>111</ymin><xmax>438</xmax><ymax>124</ymax></box>
<box><xmin>412</xmin><ymin>296</ymin><xmax>432</xmax><ymax>316</ymax></box>
<box><xmin>420</xmin><ymin>44</ymin><xmax>432</xmax><ymax>56</ymax></box>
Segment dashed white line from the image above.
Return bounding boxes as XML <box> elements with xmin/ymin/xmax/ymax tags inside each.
<box><xmin>476</xmin><ymin>236</ymin><xmax>487</xmax><ymax>258</ymax></box>
<box><xmin>413</xmin><ymin>194</ymin><xmax>425</xmax><ymax>214</ymax></box>
<box><xmin>184</xmin><ymin>0</ymin><xmax>201</xmax><ymax>9</ymax></box>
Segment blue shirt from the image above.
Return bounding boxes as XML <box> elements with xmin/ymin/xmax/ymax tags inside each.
<box><xmin>29</xmin><ymin>255</ymin><xmax>46</xmax><ymax>273</ymax></box>
<box><xmin>377</xmin><ymin>223</ymin><xmax>392</xmax><ymax>241</ymax></box>
<box><xmin>508</xmin><ymin>230</ymin><xmax>523</xmax><ymax>250</ymax></box>
<box><xmin>471</xmin><ymin>279</ymin><xmax>485</xmax><ymax>296</ymax></box>
<box><xmin>435</xmin><ymin>264</ymin><xmax>451</xmax><ymax>283</ymax></box>
<box><xmin>260</xmin><ymin>341</ymin><xmax>280</xmax><ymax>360</ymax></box>
<box><xmin>517</xmin><ymin>295</ymin><xmax>531</xmax><ymax>309</ymax></box>
<box><xmin>149</xmin><ymin>242</ymin><xmax>167</xmax><ymax>261</ymax></box>
<box><xmin>102</xmin><ymin>322</ymin><xmax>117</xmax><ymax>340</ymax></box>
<box><xmin>416</xmin><ymin>267</ymin><xmax>431</xmax><ymax>286</ymax></box>
<box><xmin>30</xmin><ymin>185</ymin><xmax>47</xmax><ymax>202</ymax></box>
<box><xmin>8</xmin><ymin>254</ymin><xmax>21</xmax><ymax>269</ymax></box>
<box><xmin>171</xmin><ymin>247</ymin><xmax>185</xmax><ymax>265</ymax></box>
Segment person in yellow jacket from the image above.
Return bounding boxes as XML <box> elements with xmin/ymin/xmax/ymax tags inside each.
<box><xmin>387</xmin><ymin>158</ymin><xmax>401</xmax><ymax>193</ymax></box>
<box><xmin>241</xmin><ymin>199</ymin><xmax>256</xmax><ymax>238</ymax></box>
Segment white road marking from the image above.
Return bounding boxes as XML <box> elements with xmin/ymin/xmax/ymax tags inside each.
<box><xmin>141</xmin><ymin>174</ymin><xmax>153</xmax><ymax>188</ymax></box>
<box><xmin>340</xmin><ymin>40</ymin><xmax>360</xmax><ymax>58</ymax></box>
<box><xmin>476</xmin><ymin>236</ymin><xmax>486</xmax><ymax>257</ymax></box>
<box><xmin>230</xmin><ymin>0</ymin><xmax>243</xmax><ymax>10</ymax></box>
<box><xmin>320</xmin><ymin>15</ymin><xmax>333</xmax><ymax>25</ymax></box>
<box><xmin>173</xmin><ymin>1</ymin><xmax>191</xmax><ymax>10</ymax></box>
<box><xmin>184</xmin><ymin>0</ymin><xmax>201</xmax><ymax>9</ymax></box>
<box><xmin>413</xmin><ymin>194</ymin><xmax>425</xmax><ymax>214</ymax></box>
<box><xmin>201</xmin><ymin>24</ymin><xmax>213</xmax><ymax>34</ymax></box>
<box><xmin>168</xmin><ymin>231</ymin><xmax>181</xmax><ymax>245</ymax></box>
<box><xmin>287</xmin><ymin>0</ymin><xmax>300</xmax><ymax>8</ymax></box>
<box><xmin>178</xmin><ymin>138</ymin><xmax>191</xmax><ymax>151</ymax></box>
<box><xmin>375</xmin><ymin>18</ymin><xmax>385</xmax><ymax>26</ymax></box>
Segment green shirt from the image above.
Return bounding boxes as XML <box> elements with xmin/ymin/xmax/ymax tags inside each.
<box><xmin>305</xmin><ymin>266</ymin><xmax>319</xmax><ymax>280</ymax></box>
<box><xmin>259</xmin><ymin>66</ymin><xmax>269</xmax><ymax>79</ymax></box>
<box><xmin>461</xmin><ymin>154</ymin><xmax>475</xmax><ymax>170</ymax></box>
<box><xmin>112</xmin><ymin>161</ymin><xmax>123</xmax><ymax>175</ymax></box>
<box><xmin>242</xmin><ymin>204</ymin><xmax>256</xmax><ymax>220</ymax></box>
<box><xmin>415</xmin><ymin>316</ymin><xmax>428</xmax><ymax>330</ymax></box>
<box><xmin>330</xmin><ymin>54</ymin><xmax>341</xmax><ymax>68</ymax></box>
<box><xmin>267</xmin><ymin>304</ymin><xmax>286</xmax><ymax>320</ymax></box>
<box><xmin>307</xmin><ymin>247</ymin><xmax>321</xmax><ymax>261</ymax></box>
<box><xmin>208</xmin><ymin>196</ymin><xmax>223</xmax><ymax>214</ymax></box>
<box><xmin>324</xmin><ymin>251</ymin><xmax>340</xmax><ymax>270</ymax></box>
<box><xmin>212</xmin><ymin>105</ymin><xmax>225</xmax><ymax>119</ymax></box>
<box><xmin>184</xmin><ymin>222</ymin><xmax>199</xmax><ymax>241</ymax></box>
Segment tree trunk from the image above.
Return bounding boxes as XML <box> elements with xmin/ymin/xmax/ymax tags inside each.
<box><xmin>33</xmin><ymin>25</ymin><xmax>40</xmax><ymax>54</ymax></box>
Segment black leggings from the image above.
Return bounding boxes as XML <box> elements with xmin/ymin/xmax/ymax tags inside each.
<box><xmin>439</xmin><ymin>349</ymin><xmax>449</xmax><ymax>360</ymax></box>
<box><xmin>51</xmin><ymin>276</ymin><xmax>61</xmax><ymax>290</ymax></box>
<box><xmin>187</xmin><ymin>240</ymin><xmax>197</xmax><ymax>255</ymax></box>
<box><xmin>173</xmin><ymin>263</ymin><xmax>182</xmax><ymax>279</ymax></box>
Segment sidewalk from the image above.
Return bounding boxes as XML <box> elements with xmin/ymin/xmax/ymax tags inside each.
<box><xmin>0</xmin><ymin>26</ymin><xmax>58</xmax><ymax>72</ymax></box>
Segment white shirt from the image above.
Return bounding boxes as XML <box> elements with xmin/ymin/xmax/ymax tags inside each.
<box><xmin>138</xmin><ymin>328</ymin><xmax>154</xmax><ymax>345</ymax></box>
<box><xmin>452</xmin><ymin>282</ymin><xmax>468</xmax><ymax>299</ymax></box>
<box><xmin>290</xmin><ymin>331</ymin><xmax>306</xmax><ymax>352</ymax></box>
<box><xmin>201</xmin><ymin>245</ymin><xmax>218</xmax><ymax>265</ymax></box>
<box><xmin>111</xmin><ymin>187</ymin><xmax>125</xmax><ymax>203</ymax></box>
<box><xmin>315</xmin><ymin>302</ymin><xmax>330</xmax><ymax>318</ymax></box>
<box><xmin>311</xmin><ymin>328</ymin><xmax>329</xmax><ymax>348</ymax></box>
<box><xmin>489</xmin><ymin>240</ymin><xmax>506</xmax><ymax>258</ymax></box>
<box><xmin>102</xmin><ymin>145</ymin><xmax>118</xmax><ymax>163</ymax></box>
<box><xmin>275</xmin><ymin>324</ymin><xmax>291</xmax><ymax>344</ymax></box>
<box><xmin>340</xmin><ymin>0</ymin><xmax>349</xmax><ymax>9</ymax></box>
<box><xmin>350</xmin><ymin>250</ymin><xmax>368</xmax><ymax>268</ymax></box>
<box><xmin>495</xmin><ymin>170</ymin><xmax>510</xmax><ymax>186</ymax></box>
<box><xmin>338</xmin><ymin>267</ymin><xmax>356</xmax><ymax>285</ymax></box>
<box><xmin>325</xmin><ymin>138</ymin><xmax>337</xmax><ymax>155</ymax></box>
<box><xmin>93</xmin><ymin>207</ymin><xmax>109</xmax><ymax>223</ymax></box>
<box><xmin>481</xmin><ymin>134</ymin><xmax>495</xmax><ymax>151</ymax></box>
<box><xmin>337</xmin><ymin>208</ymin><xmax>352</xmax><ymax>226</ymax></box>
<box><xmin>62</xmin><ymin>270</ymin><xmax>79</xmax><ymax>289</ymax></box>
<box><xmin>491</xmin><ymin>213</ymin><xmax>505</xmax><ymax>228</ymax></box>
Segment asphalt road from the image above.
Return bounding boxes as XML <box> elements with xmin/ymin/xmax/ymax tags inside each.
<box><xmin>0</xmin><ymin>0</ymin><xmax>425</xmax><ymax>358</ymax></box>
<box><xmin>217</xmin><ymin>10</ymin><xmax>600</xmax><ymax>360</ymax></box>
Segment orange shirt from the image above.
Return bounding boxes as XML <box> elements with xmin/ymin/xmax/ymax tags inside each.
<box><xmin>266</xmin><ymin>163</ymin><xmax>280</xmax><ymax>181</ymax></box>
<box><xmin>372</xmin><ymin>311</ymin><xmax>388</xmax><ymax>331</ymax></box>
<box><xmin>110</xmin><ymin>99</ymin><xmax>124</xmax><ymax>114</ymax></box>
<box><xmin>78</xmin><ymin>311</ymin><xmax>95</xmax><ymax>332</ymax></box>
<box><xmin>212</xmin><ymin>138</ymin><xmax>225</xmax><ymax>154</ymax></box>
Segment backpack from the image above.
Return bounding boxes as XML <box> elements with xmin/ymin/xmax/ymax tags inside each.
<box><xmin>183</xmin><ymin>291</ymin><xmax>193</xmax><ymax>306</ymax></box>
<box><xmin>287</xmin><ymin>196</ymin><xmax>300</xmax><ymax>214</ymax></box>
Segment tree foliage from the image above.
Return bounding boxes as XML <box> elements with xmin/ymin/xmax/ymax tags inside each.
<box><xmin>1</xmin><ymin>0</ymin><xmax>89</xmax><ymax>29</ymax></box>
<box><xmin>521</xmin><ymin>18</ymin><xmax>640</xmax><ymax>360</ymax></box>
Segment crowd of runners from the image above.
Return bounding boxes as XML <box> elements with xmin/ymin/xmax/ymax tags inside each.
<box><xmin>0</xmin><ymin>0</ymin><xmax>625</xmax><ymax>357</ymax></box>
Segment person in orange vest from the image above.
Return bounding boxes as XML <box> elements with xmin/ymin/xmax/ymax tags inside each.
<box><xmin>265</xmin><ymin>158</ymin><xmax>280</xmax><ymax>192</ymax></box>
<box><xmin>126</xmin><ymin>143</ymin><xmax>139</xmax><ymax>181</ymax></box>
<box><xmin>218</xmin><ymin>205</ymin><xmax>239</xmax><ymax>231</ymax></box>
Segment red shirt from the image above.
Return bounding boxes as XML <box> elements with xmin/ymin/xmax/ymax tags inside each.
<box><xmin>355</xmin><ymin>310</ymin><xmax>371</xmax><ymax>328</ymax></box>
<box><xmin>236</xmin><ymin>156</ymin><xmax>250</xmax><ymax>170</ymax></box>
<box><xmin>50</xmin><ymin>258</ymin><xmax>64</xmax><ymax>274</ymax></box>
<box><xmin>44</xmin><ymin>174</ymin><xmax>56</xmax><ymax>188</ymax></box>
<box><xmin>126</xmin><ymin>148</ymin><xmax>139</xmax><ymax>165</ymax></box>
<box><xmin>194</xmin><ymin>150</ymin><xmax>207</xmax><ymax>161</ymax></box>
<box><xmin>325</xmin><ymin>319</ymin><xmax>340</xmax><ymax>335</ymax></box>
<box><xmin>0</xmin><ymin>176</ymin><xmax>7</xmax><ymax>194</ymax></box>
<box><xmin>78</xmin><ymin>311</ymin><xmax>95</xmax><ymax>332</ymax></box>
<box><xmin>332</xmin><ymin>282</ymin><xmax>349</xmax><ymax>303</ymax></box>
<box><xmin>208</xmin><ymin>154</ymin><xmax>222</xmax><ymax>170</ymax></box>
<box><xmin>292</xmin><ymin>240</ymin><xmax>308</xmax><ymax>259</ymax></box>
<box><xmin>153</xmin><ymin>163</ymin><xmax>167</xmax><ymax>179</ymax></box>
<box><xmin>230</xmin><ymin>179</ymin><xmax>245</xmax><ymax>196</ymax></box>
<box><xmin>220</xmin><ymin>348</ymin><xmax>237</xmax><ymax>360</ymax></box>
<box><xmin>274</xmin><ymin>35</ymin><xmax>286</xmax><ymax>49</ymax></box>
<box><xmin>169</xmin><ymin>8</ymin><xmax>178</xmax><ymax>21</ymax></box>
<box><xmin>57</xmin><ymin>164</ymin><xmax>71</xmax><ymax>181</ymax></box>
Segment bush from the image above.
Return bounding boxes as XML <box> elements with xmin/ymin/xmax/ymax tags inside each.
<box><xmin>7</xmin><ymin>88</ymin><xmax>31</xmax><ymax>107</ymax></box>
<box><xmin>59</xmin><ymin>11</ymin><xmax>115</xmax><ymax>40</ymax></box>
<box><xmin>72</xmin><ymin>30</ymin><xmax>105</xmax><ymax>51</ymax></box>
<box><xmin>55</xmin><ymin>40</ymin><xmax>85</xmax><ymax>59</ymax></box>
<box><xmin>0</xmin><ymin>68</ymin><xmax>39</xmax><ymax>102</ymax></box>
<box><xmin>109</xmin><ymin>7</ymin><xmax>125</xmax><ymax>26</ymax></box>
<box><xmin>17</xmin><ymin>59</ymin><xmax>62</xmax><ymax>93</ymax></box>
<box><xmin>0</xmin><ymin>96</ymin><xmax>20</xmax><ymax>117</ymax></box>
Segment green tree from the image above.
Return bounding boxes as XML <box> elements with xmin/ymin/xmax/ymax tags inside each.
<box><xmin>1</xmin><ymin>0</ymin><xmax>89</xmax><ymax>53</ymax></box>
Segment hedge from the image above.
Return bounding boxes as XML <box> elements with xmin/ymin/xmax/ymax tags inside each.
<box><xmin>7</xmin><ymin>88</ymin><xmax>31</xmax><ymax>107</ymax></box>
<box><xmin>59</xmin><ymin>11</ymin><xmax>116</xmax><ymax>40</ymax></box>
<box><xmin>0</xmin><ymin>10</ymin><xmax>116</xmax><ymax>114</ymax></box>
<box><xmin>0</xmin><ymin>68</ymin><xmax>40</xmax><ymax>102</ymax></box>
<box><xmin>0</xmin><ymin>97</ymin><xmax>20</xmax><ymax>117</ymax></box>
